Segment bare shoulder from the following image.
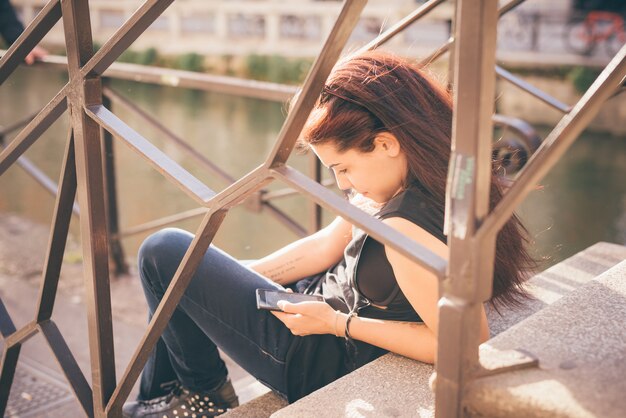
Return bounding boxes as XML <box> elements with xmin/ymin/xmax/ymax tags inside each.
<box><xmin>381</xmin><ymin>216</ymin><xmax>448</xmax><ymax>261</ymax></box>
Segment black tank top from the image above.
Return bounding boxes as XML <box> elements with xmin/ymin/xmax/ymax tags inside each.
<box><xmin>286</xmin><ymin>184</ymin><xmax>446</xmax><ymax>393</ymax></box>
<box><xmin>302</xmin><ymin>183</ymin><xmax>445</xmax><ymax>323</ymax></box>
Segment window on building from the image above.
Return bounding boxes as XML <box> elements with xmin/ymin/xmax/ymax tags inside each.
<box><xmin>227</xmin><ymin>14</ymin><xmax>265</xmax><ymax>38</ymax></box>
<box><xmin>182</xmin><ymin>14</ymin><xmax>216</xmax><ymax>34</ymax></box>
<box><xmin>280</xmin><ymin>15</ymin><xmax>322</xmax><ymax>40</ymax></box>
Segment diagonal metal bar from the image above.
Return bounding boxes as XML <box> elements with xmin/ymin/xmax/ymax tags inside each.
<box><xmin>266</xmin><ymin>0</ymin><xmax>368</xmax><ymax>167</ymax></box>
<box><xmin>106</xmin><ymin>209</ymin><xmax>228</xmax><ymax>415</ymax></box>
<box><xmin>103</xmin><ymin>86</ymin><xmax>309</xmax><ymax>237</ymax></box>
<box><xmin>264</xmin><ymin>201</ymin><xmax>308</xmax><ymax>237</ymax></box>
<box><xmin>0</xmin><ymin>298</ymin><xmax>17</xmax><ymax>338</ymax></box>
<box><xmin>421</xmin><ymin>38</ymin><xmax>454</xmax><ymax>66</ymax></box>
<box><xmin>0</xmin><ymin>298</ymin><xmax>19</xmax><ymax>416</ymax></box>
<box><xmin>115</xmin><ymin>199</ymin><xmax>307</xmax><ymax>239</ymax></box>
<box><xmin>420</xmin><ymin>0</ymin><xmax>527</xmax><ymax>66</ymax></box>
<box><xmin>306</xmin><ymin>154</ymin><xmax>323</xmax><ymax>234</ymax></box>
<box><xmin>211</xmin><ymin>165</ymin><xmax>272</xmax><ymax>210</ymax></box>
<box><xmin>116</xmin><ymin>207</ymin><xmax>209</xmax><ymax>238</ymax></box>
<box><xmin>0</xmin><ymin>87</ymin><xmax>68</xmax><ymax>176</ymax></box>
<box><xmin>0</xmin><ymin>110</ymin><xmax>41</xmax><ymax>138</ymax></box>
<box><xmin>36</xmin><ymin>131</ymin><xmax>77</xmax><ymax>322</ymax></box>
<box><xmin>0</xmin><ymin>0</ymin><xmax>62</xmax><ymax>84</ymax></box>
<box><xmin>81</xmin><ymin>0</ymin><xmax>174</xmax><ymax>78</ymax></box>
<box><xmin>477</xmin><ymin>44</ymin><xmax>626</xmax><ymax>242</ymax></box>
<box><xmin>271</xmin><ymin>165</ymin><xmax>447</xmax><ymax>277</ymax></box>
<box><xmin>5</xmin><ymin>321</ymin><xmax>39</xmax><ymax>347</ymax></box>
<box><xmin>358</xmin><ymin>0</ymin><xmax>447</xmax><ymax>53</ymax></box>
<box><xmin>102</xmin><ymin>86</ymin><xmax>233</xmax><ymax>184</ymax></box>
<box><xmin>85</xmin><ymin>104</ymin><xmax>216</xmax><ymax>205</ymax></box>
<box><xmin>496</xmin><ymin>66</ymin><xmax>571</xmax><ymax>113</ymax></box>
<box><xmin>0</xmin><ymin>345</ymin><xmax>20</xmax><ymax>417</ymax></box>
<box><xmin>0</xmin><ymin>124</ymin><xmax>78</xmax><ymax>214</ymax></box>
<box><xmin>13</xmin><ymin>155</ymin><xmax>80</xmax><ymax>215</ymax></box>
<box><xmin>40</xmin><ymin>320</ymin><xmax>94</xmax><ymax>417</ymax></box>
<box><xmin>261</xmin><ymin>179</ymin><xmax>335</xmax><ymax>201</ymax></box>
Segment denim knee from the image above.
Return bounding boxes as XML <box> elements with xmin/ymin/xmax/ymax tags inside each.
<box><xmin>138</xmin><ymin>228</ymin><xmax>193</xmax><ymax>291</ymax></box>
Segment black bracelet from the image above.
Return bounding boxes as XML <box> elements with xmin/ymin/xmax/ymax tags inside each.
<box><xmin>344</xmin><ymin>312</ymin><xmax>357</xmax><ymax>341</ymax></box>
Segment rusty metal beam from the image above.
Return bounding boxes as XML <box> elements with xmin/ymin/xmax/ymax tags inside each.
<box><xmin>0</xmin><ymin>52</ymin><xmax>297</xmax><ymax>103</ymax></box>
<box><xmin>0</xmin><ymin>88</ymin><xmax>68</xmax><ymax>176</ymax></box>
<box><xmin>61</xmin><ymin>0</ymin><xmax>116</xmax><ymax>414</ymax></box>
<box><xmin>267</xmin><ymin>0</ymin><xmax>368</xmax><ymax>166</ymax></box>
<box><xmin>264</xmin><ymin>201</ymin><xmax>308</xmax><ymax>237</ymax></box>
<box><xmin>103</xmin><ymin>63</ymin><xmax>296</xmax><ymax>102</ymax></box>
<box><xmin>496</xmin><ymin>65</ymin><xmax>571</xmax><ymax>113</ymax></box>
<box><xmin>0</xmin><ymin>0</ymin><xmax>62</xmax><ymax>84</ymax></box>
<box><xmin>271</xmin><ymin>165</ymin><xmax>447</xmax><ymax>278</ymax></box>
<box><xmin>0</xmin><ymin>110</ymin><xmax>40</xmax><ymax>138</ymax></box>
<box><xmin>0</xmin><ymin>344</ymin><xmax>20</xmax><ymax>417</ymax></box>
<box><xmin>420</xmin><ymin>0</ymin><xmax>527</xmax><ymax>66</ymax></box>
<box><xmin>36</xmin><ymin>131</ymin><xmax>77</xmax><ymax>322</ymax></box>
<box><xmin>307</xmin><ymin>153</ymin><xmax>323</xmax><ymax>234</ymax></box>
<box><xmin>436</xmin><ymin>1</ymin><xmax>499</xmax><ymax>417</ymax></box>
<box><xmin>116</xmin><ymin>207</ymin><xmax>209</xmax><ymax>238</ymax></box>
<box><xmin>4</xmin><ymin>321</ymin><xmax>39</xmax><ymax>348</ymax></box>
<box><xmin>477</xmin><ymin>44</ymin><xmax>626</xmax><ymax>242</ymax></box>
<box><xmin>12</xmin><ymin>155</ymin><xmax>80</xmax><ymax>215</ymax></box>
<box><xmin>85</xmin><ymin>104</ymin><xmax>215</xmax><ymax>205</ymax></box>
<box><xmin>101</xmin><ymin>89</ymin><xmax>128</xmax><ymax>276</ymax></box>
<box><xmin>40</xmin><ymin>320</ymin><xmax>94</xmax><ymax>417</ymax></box>
<box><xmin>81</xmin><ymin>0</ymin><xmax>174</xmax><ymax>78</ymax></box>
<box><xmin>102</xmin><ymin>86</ymin><xmax>233</xmax><ymax>185</ymax></box>
<box><xmin>358</xmin><ymin>0</ymin><xmax>447</xmax><ymax>53</ymax></box>
<box><xmin>105</xmin><ymin>209</ymin><xmax>227</xmax><ymax>416</ymax></box>
<box><xmin>0</xmin><ymin>298</ymin><xmax>19</xmax><ymax>416</ymax></box>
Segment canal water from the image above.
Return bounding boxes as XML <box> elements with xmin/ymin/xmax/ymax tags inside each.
<box><xmin>1</xmin><ymin>66</ymin><xmax>625</xmax><ymax>271</ymax></box>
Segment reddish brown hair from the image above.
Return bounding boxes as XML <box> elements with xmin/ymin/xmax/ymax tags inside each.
<box><xmin>299</xmin><ymin>50</ymin><xmax>534</xmax><ymax>310</ymax></box>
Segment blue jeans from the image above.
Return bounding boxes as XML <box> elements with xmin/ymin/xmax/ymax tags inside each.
<box><xmin>137</xmin><ymin>228</ymin><xmax>300</xmax><ymax>400</ymax></box>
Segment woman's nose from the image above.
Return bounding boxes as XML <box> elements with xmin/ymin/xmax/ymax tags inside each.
<box><xmin>335</xmin><ymin>174</ymin><xmax>352</xmax><ymax>191</ymax></box>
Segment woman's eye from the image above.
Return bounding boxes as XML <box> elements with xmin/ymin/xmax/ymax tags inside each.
<box><xmin>338</xmin><ymin>169</ymin><xmax>347</xmax><ymax>174</ymax></box>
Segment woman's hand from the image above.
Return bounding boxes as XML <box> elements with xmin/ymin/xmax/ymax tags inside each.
<box><xmin>25</xmin><ymin>46</ymin><xmax>48</xmax><ymax>65</ymax></box>
<box><xmin>271</xmin><ymin>300</ymin><xmax>341</xmax><ymax>336</ymax></box>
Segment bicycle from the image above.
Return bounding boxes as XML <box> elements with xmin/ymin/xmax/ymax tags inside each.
<box><xmin>564</xmin><ymin>10</ymin><xmax>626</xmax><ymax>57</ymax></box>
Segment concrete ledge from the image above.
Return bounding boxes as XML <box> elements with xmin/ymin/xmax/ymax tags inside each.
<box><xmin>222</xmin><ymin>391</ymin><xmax>287</xmax><ymax>418</ymax></box>
<box><xmin>225</xmin><ymin>242</ymin><xmax>626</xmax><ymax>417</ymax></box>
<box><xmin>272</xmin><ymin>353</ymin><xmax>435</xmax><ymax>418</ymax></box>
<box><xmin>466</xmin><ymin>260</ymin><xmax>626</xmax><ymax>418</ymax></box>
<box><xmin>487</xmin><ymin>242</ymin><xmax>626</xmax><ymax>336</ymax></box>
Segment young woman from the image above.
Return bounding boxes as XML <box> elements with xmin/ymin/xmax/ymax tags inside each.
<box><xmin>123</xmin><ymin>50</ymin><xmax>533</xmax><ymax>418</ymax></box>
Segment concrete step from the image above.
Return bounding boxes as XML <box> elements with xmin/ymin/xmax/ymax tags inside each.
<box><xmin>466</xmin><ymin>259</ymin><xmax>626</xmax><ymax>418</ymax></box>
<box><xmin>224</xmin><ymin>242</ymin><xmax>626</xmax><ymax>417</ymax></box>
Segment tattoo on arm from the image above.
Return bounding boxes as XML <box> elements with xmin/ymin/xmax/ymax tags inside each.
<box><xmin>260</xmin><ymin>256</ymin><xmax>305</xmax><ymax>280</ymax></box>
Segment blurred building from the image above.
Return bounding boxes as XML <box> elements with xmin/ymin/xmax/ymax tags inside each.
<box><xmin>11</xmin><ymin>0</ymin><xmax>573</xmax><ymax>58</ymax></box>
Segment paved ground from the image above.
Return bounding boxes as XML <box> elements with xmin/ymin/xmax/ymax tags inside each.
<box><xmin>0</xmin><ymin>213</ymin><xmax>269</xmax><ymax>417</ymax></box>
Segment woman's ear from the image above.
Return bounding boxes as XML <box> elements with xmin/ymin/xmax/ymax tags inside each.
<box><xmin>374</xmin><ymin>133</ymin><xmax>402</xmax><ymax>157</ymax></box>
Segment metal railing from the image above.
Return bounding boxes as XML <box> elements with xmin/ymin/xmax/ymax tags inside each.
<box><xmin>0</xmin><ymin>53</ymin><xmax>543</xmax><ymax>275</ymax></box>
<box><xmin>0</xmin><ymin>0</ymin><xmax>624</xmax><ymax>417</ymax></box>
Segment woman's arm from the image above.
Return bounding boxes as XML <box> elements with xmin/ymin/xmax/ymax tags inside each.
<box><xmin>376</xmin><ymin>216</ymin><xmax>490</xmax><ymax>357</ymax></box>
<box><xmin>248</xmin><ymin>216</ymin><xmax>352</xmax><ymax>285</ymax></box>
<box><xmin>273</xmin><ymin>216</ymin><xmax>490</xmax><ymax>364</ymax></box>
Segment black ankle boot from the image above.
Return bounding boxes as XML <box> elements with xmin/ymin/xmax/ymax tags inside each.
<box><xmin>122</xmin><ymin>378</ymin><xmax>239</xmax><ymax>418</ymax></box>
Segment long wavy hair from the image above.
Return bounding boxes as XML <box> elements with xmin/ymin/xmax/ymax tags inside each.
<box><xmin>298</xmin><ymin>50</ymin><xmax>535</xmax><ymax>310</ymax></box>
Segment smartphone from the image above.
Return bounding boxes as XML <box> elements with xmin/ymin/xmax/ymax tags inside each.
<box><xmin>256</xmin><ymin>289</ymin><xmax>324</xmax><ymax>311</ymax></box>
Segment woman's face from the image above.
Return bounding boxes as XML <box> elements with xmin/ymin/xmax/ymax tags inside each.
<box><xmin>310</xmin><ymin>133</ymin><xmax>408</xmax><ymax>204</ymax></box>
